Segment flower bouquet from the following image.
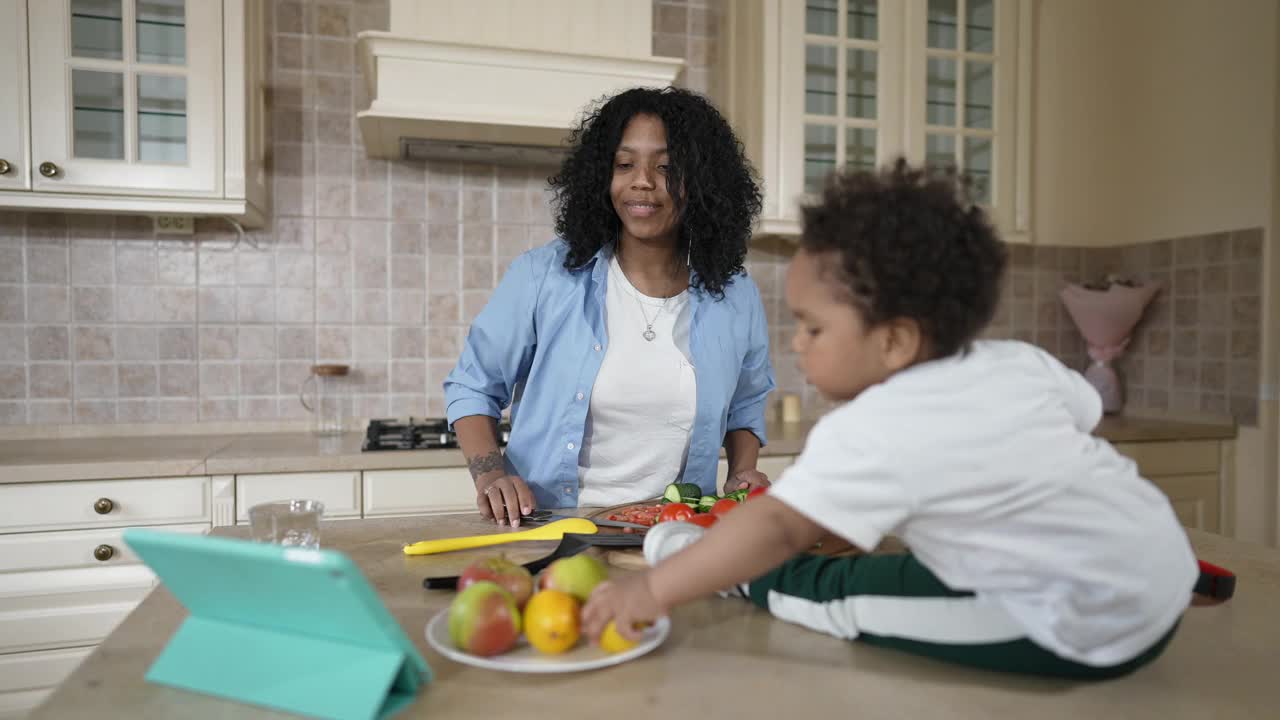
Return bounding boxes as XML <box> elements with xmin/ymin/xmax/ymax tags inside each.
<box><xmin>1059</xmin><ymin>276</ymin><xmax>1163</xmax><ymax>413</ymax></box>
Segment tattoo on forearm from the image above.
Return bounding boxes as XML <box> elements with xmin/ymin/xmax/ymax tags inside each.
<box><xmin>467</xmin><ymin>451</ymin><xmax>504</xmax><ymax>481</ymax></box>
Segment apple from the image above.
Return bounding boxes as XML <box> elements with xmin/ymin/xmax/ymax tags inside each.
<box><xmin>448</xmin><ymin>580</ymin><xmax>521</xmax><ymax>657</ymax></box>
<box><xmin>537</xmin><ymin>553</ymin><xmax>608</xmax><ymax>602</ymax></box>
<box><xmin>458</xmin><ymin>555</ymin><xmax>535</xmax><ymax>609</ymax></box>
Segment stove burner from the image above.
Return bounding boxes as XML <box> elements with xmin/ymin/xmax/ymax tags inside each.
<box><xmin>362</xmin><ymin>417</ymin><xmax>511</xmax><ymax>451</ymax></box>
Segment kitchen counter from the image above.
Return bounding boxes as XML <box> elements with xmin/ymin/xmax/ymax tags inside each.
<box><xmin>30</xmin><ymin>515</ymin><xmax>1280</xmax><ymax>719</ymax></box>
<box><xmin>0</xmin><ymin>415</ymin><xmax>1236</xmax><ymax>484</ymax></box>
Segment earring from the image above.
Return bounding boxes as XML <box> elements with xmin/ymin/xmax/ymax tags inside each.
<box><xmin>686</xmin><ymin>242</ymin><xmax>691</xmax><ymax>268</ymax></box>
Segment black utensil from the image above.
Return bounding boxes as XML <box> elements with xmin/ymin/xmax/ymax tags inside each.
<box><xmin>422</xmin><ymin>532</ymin><xmax>644</xmax><ymax>590</ymax></box>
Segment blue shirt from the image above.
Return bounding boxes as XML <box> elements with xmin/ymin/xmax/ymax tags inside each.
<box><xmin>444</xmin><ymin>240</ymin><xmax>776</xmax><ymax>509</ymax></box>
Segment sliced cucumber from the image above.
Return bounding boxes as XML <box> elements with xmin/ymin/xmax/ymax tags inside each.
<box><xmin>662</xmin><ymin>483</ymin><xmax>684</xmax><ymax>504</ymax></box>
<box><xmin>697</xmin><ymin>495</ymin><xmax>718</xmax><ymax>511</ymax></box>
<box><xmin>727</xmin><ymin>489</ymin><xmax>749</xmax><ymax>503</ymax></box>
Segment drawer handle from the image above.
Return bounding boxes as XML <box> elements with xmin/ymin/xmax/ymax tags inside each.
<box><xmin>38</xmin><ymin>161</ymin><xmax>59</xmax><ymax>178</ymax></box>
<box><xmin>93</xmin><ymin>544</ymin><xmax>115</xmax><ymax>562</ymax></box>
<box><xmin>93</xmin><ymin>497</ymin><xmax>115</xmax><ymax>515</ymax></box>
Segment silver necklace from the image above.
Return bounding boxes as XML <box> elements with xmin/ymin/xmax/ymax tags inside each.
<box><xmin>635</xmin><ymin>291</ymin><xmax>671</xmax><ymax>342</ymax></box>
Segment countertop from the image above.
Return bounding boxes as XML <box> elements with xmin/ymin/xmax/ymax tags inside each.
<box><xmin>0</xmin><ymin>415</ymin><xmax>1236</xmax><ymax>485</ymax></box>
<box><xmin>30</xmin><ymin>515</ymin><xmax>1280</xmax><ymax>719</ymax></box>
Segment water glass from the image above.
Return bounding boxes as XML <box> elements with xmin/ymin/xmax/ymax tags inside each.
<box><xmin>248</xmin><ymin>499</ymin><xmax>325</xmax><ymax>549</ymax></box>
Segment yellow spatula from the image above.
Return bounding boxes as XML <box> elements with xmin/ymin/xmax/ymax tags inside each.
<box><xmin>402</xmin><ymin>517</ymin><xmax>599</xmax><ymax>556</ymax></box>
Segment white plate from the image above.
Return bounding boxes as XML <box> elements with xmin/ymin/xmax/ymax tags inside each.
<box><xmin>424</xmin><ymin>609</ymin><xmax>670</xmax><ymax>673</ymax></box>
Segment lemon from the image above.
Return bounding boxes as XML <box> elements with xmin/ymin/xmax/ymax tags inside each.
<box><xmin>598</xmin><ymin>620</ymin><xmax>640</xmax><ymax>653</ymax></box>
<box><xmin>522</xmin><ymin>590</ymin><xmax>580</xmax><ymax>654</ymax></box>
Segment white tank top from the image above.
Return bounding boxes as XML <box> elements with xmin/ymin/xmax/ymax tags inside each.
<box><xmin>576</xmin><ymin>255</ymin><xmax>697</xmax><ymax>507</ymax></box>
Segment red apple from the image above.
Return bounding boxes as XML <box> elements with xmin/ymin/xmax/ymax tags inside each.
<box><xmin>458</xmin><ymin>555</ymin><xmax>535</xmax><ymax>609</ymax></box>
<box><xmin>448</xmin><ymin>581</ymin><xmax>521</xmax><ymax>657</ymax></box>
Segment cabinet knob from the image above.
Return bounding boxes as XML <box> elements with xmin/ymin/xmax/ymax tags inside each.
<box><xmin>0</xmin><ymin>159</ymin><xmax>10</xmax><ymax>175</ymax></box>
<box><xmin>38</xmin><ymin>161</ymin><xmax>59</xmax><ymax>178</ymax></box>
<box><xmin>93</xmin><ymin>497</ymin><xmax>115</xmax><ymax>515</ymax></box>
<box><xmin>93</xmin><ymin>544</ymin><xmax>115</xmax><ymax>562</ymax></box>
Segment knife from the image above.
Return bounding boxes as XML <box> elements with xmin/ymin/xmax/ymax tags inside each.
<box><xmin>529</xmin><ymin>511</ymin><xmax>649</xmax><ymax>531</ymax></box>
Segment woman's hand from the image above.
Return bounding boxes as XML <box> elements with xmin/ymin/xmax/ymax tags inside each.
<box><xmin>475</xmin><ymin>474</ymin><xmax>536</xmax><ymax>527</ymax></box>
<box><xmin>582</xmin><ymin>571</ymin><xmax>667</xmax><ymax>643</ymax></box>
<box><xmin>725</xmin><ymin>468</ymin><xmax>770</xmax><ymax>493</ymax></box>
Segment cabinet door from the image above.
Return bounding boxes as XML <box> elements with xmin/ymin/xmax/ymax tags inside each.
<box><xmin>0</xmin><ymin>647</ymin><xmax>93</xmax><ymax>720</ymax></box>
<box><xmin>363</xmin><ymin>468</ymin><xmax>477</xmax><ymax>517</ymax></box>
<box><xmin>27</xmin><ymin>0</ymin><xmax>222</xmax><ymax>196</ymax></box>
<box><xmin>235</xmin><ymin>472</ymin><xmax>363</xmax><ymax>523</ymax></box>
<box><xmin>0</xmin><ymin>0</ymin><xmax>30</xmax><ymax>191</ymax></box>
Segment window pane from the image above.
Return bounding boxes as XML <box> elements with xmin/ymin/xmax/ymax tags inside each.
<box><xmin>137</xmin><ymin>0</ymin><xmax>186</xmax><ymax>65</ymax></box>
<box><xmin>925</xmin><ymin>133</ymin><xmax>956</xmax><ymax>173</ymax></box>
<box><xmin>73</xmin><ymin>69</ymin><xmax>125</xmax><ymax>160</ymax></box>
<box><xmin>71</xmin><ymin>0</ymin><xmax>123</xmax><ymax>60</ymax></box>
<box><xmin>927</xmin><ymin>0</ymin><xmax>957</xmax><ymax>49</ymax></box>
<box><xmin>967</xmin><ymin>0</ymin><xmax>995</xmax><ymax>53</ymax></box>
<box><xmin>805</xmin><ymin>124</ymin><xmax>837</xmax><ymax>194</ymax></box>
<box><xmin>965</xmin><ymin>60</ymin><xmax>993</xmax><ymax>129</ymax></box>
<box><xmin>847</xmin><ymin>0</ymin><xmax>877</xmax><ymax>40</ymax></box>
<box><xmin>926</xmin><ymin>57</ymin><xmax>957</xmax><ymax>126</ymax></box>
<box><xmin>845</xmin><ymin>49</ymin><xmax>877</xmax><ymax>119</ymax></box>
<box><xmin>806</xmin><ymin>0</ymin><xmax>837</xmax><ymax>36</ymax></box>
<box><xmin>805</xmin><ymin>45</ymin><xmax>838</xmax><ymax>116</ymax></box>
<box><xmin>138</xmin><ymin>74</ymin><xmax>187</xmax><ymax>163</ymax></box>
<box><xmin>964</xmin><ymin>136</ymin><xmax>992</xmax><ymax>204</ymax></box>
<box><xmin>845</xmin><ymin>127</ymin><xmax>877</xmax><ymax>172</ymax></box>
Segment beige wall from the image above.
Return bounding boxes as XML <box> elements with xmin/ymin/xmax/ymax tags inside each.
<box><xmin>1033</xmin><ymin>0</ymin><xmax>1277</xmax><ymax>248</ymax></box>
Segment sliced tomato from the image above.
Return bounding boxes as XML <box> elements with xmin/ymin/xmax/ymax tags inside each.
<box><xmin>710</xmin><ymin>498</ymin><xmax>739</xmax><ymax>516</ymax></box>
<box><xmin>687</xmin><ymin>513</ymin><xmax>719</xmax><ymax>528</ymax></box>
<box><xmin>747</xmin><ymin>486</ymin><xmax>768</xmax><ymax>500</ymax></box>
<box><xmin>657</xmin><ymin>503</ymin><xmax>696</xmax><ymax>524</ymax></box>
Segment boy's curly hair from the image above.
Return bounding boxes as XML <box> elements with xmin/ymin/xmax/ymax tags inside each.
<box><xmin>800</xmin><ymin>159</ymin><xmax>1007</xmax><ymax>358</ymax></box>
<box><xmin>549</xmin><ymin>87</ymin><xmax>762</xmax><ymax>297</ymax></box>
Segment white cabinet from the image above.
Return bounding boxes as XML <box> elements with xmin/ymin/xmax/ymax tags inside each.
<box><xmin>719</xmin><ymin>0</ymin><xmax>1031</xmax><ymax>242</ymax></box>
<box><xmin>0</xmin><ymin>0</ymin><xmax>269</xmax><ymax>225</ymax></box>
<box><xmin>0</xmin><ymin>0</ymin><xmax>31</xmax><ymax>194</ymax></box>
<box><xmin>235</xmin><ymin>471</ymin><xmax>363</xmax><ymax>523</ymax></box>
<box><xmin>363</xmin><ymin>468</ymin><xmax>478</xmax><ymax>517</ymax></box>
<box><xmin>0</xmin><ymin>476</ymin><xmax>211</xmax><ymax>718</ymax></box>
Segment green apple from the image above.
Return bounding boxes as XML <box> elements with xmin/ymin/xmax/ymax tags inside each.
<box><xmin>537</xmin><ymin>553</ymin><xmax>608</xmax><ymax>602</ymax></box>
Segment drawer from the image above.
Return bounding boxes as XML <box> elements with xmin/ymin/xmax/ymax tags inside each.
<box><xmin>1112</xmin><ymin>440</ymin><xmax>1220</xmax><ymax>477</ymax></box>
<box><xmin>0</xmin><ymin>477</ymin><xmax>211</xmax><ymax>534</ymax></box>
<box><xmin>0</xmin><ymin>646</ymin><xmax>92</xmax><ymax>695</ymax></box>
<box><xmin>235</xmin><ymin>471</ymin><xmax>361</xmax><ymax>523</ymax></box>
<box><xmin>0</xmin><ymin>565</ymin><xmax>154</xmax><ymax>654</ymax></box>
<box><xmin>0</xmin><ymin>687</ymin><xmax>54</xmax><ymax>720</ymax></box>
<box><xmin>363</xmin><ymin>468</ymin><xmax>475</xmax><ymax>517</ymax></box>
<box><xmin>1149</xmin><ymin>473</ymin><xmax>1221</xmax><ymax>533</ymax></box>
<box><xmin>0</xmin><ymin>524</ymin><xmax>207</xmax><ymax>574</ymax></box>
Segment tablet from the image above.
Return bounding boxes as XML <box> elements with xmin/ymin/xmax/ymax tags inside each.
<box><xmin>124</xmin><ymin>528</ymin><xmax>431</xmax><ymax>720</ymax></box>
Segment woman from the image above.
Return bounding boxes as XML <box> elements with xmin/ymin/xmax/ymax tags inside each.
<box><xmin>444</xmin><ymin>87</ymin><xmax>775</xmax><ymax>526</ymax></box>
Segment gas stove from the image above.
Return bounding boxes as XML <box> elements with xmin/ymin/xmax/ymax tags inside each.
<box><xmin>362</xmin><ymin>418</ymin><xmax>511</xmax><ymax>451</ymax></box>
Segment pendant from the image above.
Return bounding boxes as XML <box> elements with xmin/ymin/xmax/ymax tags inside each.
<box><xmin>643</xmin><ymin>328</ymin><xmax>656</xmax><ymax>342</ymax></box>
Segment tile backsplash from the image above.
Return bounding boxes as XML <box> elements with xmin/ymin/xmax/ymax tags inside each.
<box><xmin>0</xmin><ymin>0</ymin><xmax>1264</xmax><ymax>429</ymax></box>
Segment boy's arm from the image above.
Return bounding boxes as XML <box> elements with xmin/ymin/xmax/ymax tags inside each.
<box><xmin>582</xmin><ymin>496</ymin><xmax>827</xmax><ymax>641</ymax></box>
<box><xmin>648</xmin><ymin>497</ymin><xmax>825</xmax><ymax>607</ymax></box>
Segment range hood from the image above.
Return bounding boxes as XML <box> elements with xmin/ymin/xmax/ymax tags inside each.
<box><xmin>356</xmin><ymin>0</ymin><xmax>685</xmax><ymax>165</ymax></box>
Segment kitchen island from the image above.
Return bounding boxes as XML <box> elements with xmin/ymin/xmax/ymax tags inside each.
<box><xmin>30</xmin><ymin>514</ymin><xmax>1280</xmax><ymax>719</ymax></box>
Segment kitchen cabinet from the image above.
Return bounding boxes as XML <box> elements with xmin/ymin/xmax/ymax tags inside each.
<box><xmin>0</xmin><ymin>476</ymin><xmax>211</xmax><ymax>718</ymax></box>
<box><xmin>363</xmin><ymin>468</ymin><xmax>478</xmax><ymax>518</ymax></box>
<box><xmin>1113</xmin><ymin>439</ymin><xmax>1231</xmax><ymax>534</ymax></box>
<box><xmin>718</xmin><ymin>0</ymin><xmax>1032</xmax><ymax>242</ymax></box>
<box><xmin>234</xmin><ymin>471</ymin><xmax>363</xmax><ymax>524</ymax></box>
<box><xmin>0</xmin><ymin>0</ymin><xmax>269</xmax><ymax>225</ymax></box>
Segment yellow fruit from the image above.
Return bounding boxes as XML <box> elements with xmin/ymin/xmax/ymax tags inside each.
<box><xmin>598</xmin><ymin>620</ymin><xmax>639</xmax><ymax>654</ymax></box>
<box><xmin>523</xmin><ymin>590</ymin><xmax>580</xmax><ymax>654</ymax></box>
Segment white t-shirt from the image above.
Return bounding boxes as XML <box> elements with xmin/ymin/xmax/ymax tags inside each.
<box><xmin>769</xmin><ymin>340</ymin><xmax>1198</xmax><ymax>666</ymax></box>
<box><xmin>577</xmin><ymin>256</ymin><xmax>697</xmax><ymax>507</ymax></box>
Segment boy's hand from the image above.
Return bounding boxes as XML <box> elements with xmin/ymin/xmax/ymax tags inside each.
<box><xmin>582</xmin><ymin>571</ymin><xmax>666</xmax><ymax>643</ymax></box>
<box><xmin>726</xmin><ymin>469</ymin><xmax>770</xmax><ymax>493</ymax></box>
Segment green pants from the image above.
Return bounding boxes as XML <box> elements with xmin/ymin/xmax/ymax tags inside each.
<box><xmin>746</xmin><ymin>553</ymin><xmax>1178</xmax><ymax>680</ymax></box>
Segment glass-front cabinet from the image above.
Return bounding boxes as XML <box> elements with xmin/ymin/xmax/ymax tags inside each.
<box><xmin>719</xmin><ymin>0</ymin><xmax>1031</xmax><ymax>242</ymax></box>
<box><xmin>0</xmin><ymin>0</ymin><xmax>268</xmax><ymax>224</ymax></box>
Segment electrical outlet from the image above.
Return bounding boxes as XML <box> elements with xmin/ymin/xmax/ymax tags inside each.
<box><xmin>153</xmin><ymin>215</ymin><xmax>194</xmax><ymax>235</ymax></box>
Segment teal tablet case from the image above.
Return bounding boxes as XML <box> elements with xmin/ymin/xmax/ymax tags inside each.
<box><xmin>123</xmin><ymin>528</ymin><xmax>432</xmax><ymax>720</ymax></box>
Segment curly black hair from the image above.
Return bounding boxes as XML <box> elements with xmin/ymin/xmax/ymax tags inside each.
<box><xmin>549</xmin><ymin>87</ymin><xmax>762</xmax><ymax>297</ymax></box>
<box><xmin>800</xmin><ymin>159</ymin><xmax>1007</xmax><ymax>359</ymax></box>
